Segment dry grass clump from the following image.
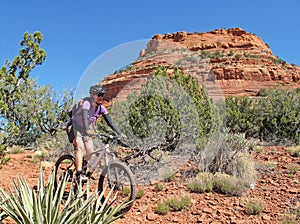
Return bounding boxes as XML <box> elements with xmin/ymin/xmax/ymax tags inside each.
<box><xmin>156</xmin><ymin>195</ymin><xmax>192</xmax><ymax>215</ymax></box>
<box><xmin>188</xmin><ymin>172</ymin><xmax>214</xmax><ymax>193</ymax></box>
<box><xmin>188</xmin><ymin>172</ymin><xmax>245</xmax><ymax>196</ymax></box>
<box><xmin>242</xmin><ymin>195</ymin><xmax>264</xmax><ymax>215</ymax></box>
<box><xmin>213</xmin><ymin>172</ymin><xmax>245</xmax><ymax>196</ymax></box>
<box><xmin>287</xmin><ymin>146</ymin><xmax>300</xmax><ymax>157</ymax></box>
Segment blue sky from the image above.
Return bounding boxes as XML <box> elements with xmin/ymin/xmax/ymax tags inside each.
<box><xmin>1</xmin><ymin>0</ymin><xmax>299</xmax><ymax>94</ymax></box>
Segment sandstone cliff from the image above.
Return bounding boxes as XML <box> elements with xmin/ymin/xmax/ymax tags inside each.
<box><xmin>101</xmin><ymin>28</ymin><xmax>300</xmax><ymax>100</ymax></box>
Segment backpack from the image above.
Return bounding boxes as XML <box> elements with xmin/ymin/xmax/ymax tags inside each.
<box><xmin>68</xmin><ymin>97</ymin><xmax>92</xmax><ymax>118</ymax></box>
<box><xmin>66</xmin><ymin>97</ymin><xmax>92</xmax><ymax>143</ymax></box>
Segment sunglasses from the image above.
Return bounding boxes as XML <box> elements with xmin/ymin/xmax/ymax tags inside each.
<box><xmin>97</xmin><ymin>93</ymin><xmax>104</xmax><ymax>97</ymax></box>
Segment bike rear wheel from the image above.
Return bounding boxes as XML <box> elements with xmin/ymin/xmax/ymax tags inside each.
<box><xmin>54</xmin><ymin>154</ymin><xmax>76</xmax><ymax>198</ymax></box>
<box><xmin>98</xmin><ymin>161</ymin><xmax>136</xmax><ymax>216</ymax></box>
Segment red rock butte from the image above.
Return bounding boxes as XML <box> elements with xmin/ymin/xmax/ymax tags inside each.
<box><xmin>100</xmin><ymin>28</ymin><xmax>300</xmax><ymax>101</ymax></box>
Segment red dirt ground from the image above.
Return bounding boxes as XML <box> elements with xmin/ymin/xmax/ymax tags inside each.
<box><xmin>0</xmin><ymin>146</ymin><xmax>299</xmax><ymax>224</ymax></box>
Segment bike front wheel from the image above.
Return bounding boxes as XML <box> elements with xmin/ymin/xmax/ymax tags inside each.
<box><xmin>98</xmin><ymin>161</ymin><xmax>136</xmax><ymax>216</ymax></box>
<box><xmin>54</xmin><ymin>154</ymin><xmax>76</xmax><ymax>198</ymax></box>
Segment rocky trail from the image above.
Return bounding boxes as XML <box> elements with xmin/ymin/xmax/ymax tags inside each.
<box><xmin>0</xmin><ymin>146</ymin><xmax>299</xmax><ymax>223</ymax></box>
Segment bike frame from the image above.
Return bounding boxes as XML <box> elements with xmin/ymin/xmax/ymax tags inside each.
<box><xmin>82</xmin><ymin>134</ymin><xmax>119</xmax><ymax>187</ymax></box>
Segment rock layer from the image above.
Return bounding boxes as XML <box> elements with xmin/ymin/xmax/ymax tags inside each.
<box><xmin>101</xmin><ymin>28</ymin><xmax>300</xmax><ymax>100</ymax></box>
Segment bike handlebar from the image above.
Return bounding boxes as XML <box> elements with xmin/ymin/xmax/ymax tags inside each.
<box><xmin>89</xmin><ymin>133</ymin><xmax>129</xmax><ymax>147</ymax></box>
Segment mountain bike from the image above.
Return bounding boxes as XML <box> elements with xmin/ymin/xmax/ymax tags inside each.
<box><xmin>54</xmin><ymin>133</ymin><xmax>136</xmax><ymax>215</ymax></box>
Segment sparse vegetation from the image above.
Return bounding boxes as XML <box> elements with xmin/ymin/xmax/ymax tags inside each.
<box><xmin>213</xmin><ymin>172</ymin><xmax>245</xmax><ymax>196</ymax></box>
<box><xmin>156</xmin><ymin>195</ymin><xmax>192</xmax><ymax>215</ymax></box>
<box><xmin>254</xmin><ymin>146</ymin><xmax>263</xmax><ymax>153</ymax></box>
<box><xmin>154</xmin><ymin>183</ymin><xmax>164</xmax><ymax>192</ymax></box>
<box><xmin>188</xmin><ymin>172</ymin><xmax>214</xmax><ymax>193</ymax></box>
<box><xmin>156</xmin><ymin>202</ymin><xmax>170</xmax><ymax>215</ymax></box>
<box><xmin>135</xmin><ymin>189</ymin><xmax>145</xmax><ymax>199</ymax></box>
<box><xmin>243</xmin><ymin>196</ymin><xmax>264</xmax><ymax>215</ymax></box>
<box><xmin>198</xmin><ymin>129</ymin><xmax>256</xmax><ymax>188</ymax></box>
<box><xmin>234</xmin><ymin>54</ymin><xmax>242</xmax><ymax>59</ymax></box>
<box><xmin>287</xmin><ymin>146</ymin><xmax>300</xmax><ymax>157</ymax></box>
<box><xmin>166</xmin><ymin>195</ymin><xmax>192</xmax><ymax>212</ymax></box>
<box><xmin>279</xmin><ymin>214</ymin><xmax>299</xmax><ymax>224</ymax></box>
<box><xmin>1</xmin><ymin>30</ymin><xmax>299</xmax><ymax>223</ymax></box>
<box><xmin>123</xmin><ymin>187</ymin><xmax>131</xmax><ymax>196</ymax></box>
<box><xmin>287</xmin><ymin>163</ymin><xmax>299</xmax><ymax>176</ymax></box>
<box><xmin>0</xmin><ymin>169</ymin><xmax>125</xmax><ymax>224</ymax></box>
<box><xmin>7</xmin><ymin>146</ymin><xmax>25</xmax><ymax>154</ymax></box>
<box><xmin>162</xmin><ymin>172</ymin><xmax>175</xmax><ymax>182</ymax></box>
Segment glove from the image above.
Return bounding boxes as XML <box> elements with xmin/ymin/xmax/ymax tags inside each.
<box><xmin>85</xmin><ymin>129</ymin><xmax>94</xmax><ymax>136</ymax></box>
<box><xmin>116</xmin><ymin>134</ymin><xmax>126</xmax><ymax>144</ymax></box>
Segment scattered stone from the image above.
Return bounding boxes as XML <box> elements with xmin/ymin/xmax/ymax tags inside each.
<box><xmin>146</xmin><ymin>212</ymin><xmax>159</xmax><ymax>221</ymax></box>
<box><xmin>262</xmin><ymin>214</ymin><xmax>271</xmax><ymax>221</ymax></box>
<box><xmin>289</xmin><ymin>188</ymin><xmax>298</xmax><ymax>194</ymax></box>
<box><xmin>137</xmin><ymin>204</ymin><xmax>149</xmax><ymax>213</ymax></box>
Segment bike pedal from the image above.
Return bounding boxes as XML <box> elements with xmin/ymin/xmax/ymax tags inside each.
<box><xmin>76</xmin><ymin>174</ymin><xmax>89</xmax><ymax>183</ymax></box>
<box><xmin>86</xmin><ymin>171</ymin><xmax>96</xmax><ymax>180</ymax></box>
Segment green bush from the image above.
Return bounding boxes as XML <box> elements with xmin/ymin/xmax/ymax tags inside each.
<box><xmin>156</xmin><ymin>202</ymin><xmax>170</xmax><ymax>215</ymax></box>
<box><xmin>226</xmin><ymin>87</ymin><xmax>300</xmax><ymax>145</ymax></box>
<box><xmin>257</xmin><ymin>88</ymin><xmax>300</xmax><ymax>145</ymax></box>
<box><xmin>165</xmin><ymin>195</ymin><xmax>192</xmax><ymax>211</ymax></box>
<box><xmin>154</xmin><ymin>183</ymin><xmax>164</xmax><ymax>192</ymax></box>
<box><xmin>135</xmin><ymin>189</ymin><xmax>145</xmax><ymax>199</ymax></box>
<box><xmin>110</xmin><ymin>66</ymin><xmax>219</xmax><ymax>163</ymax></box>
<box><xmin>226</xmin><ymin>152</ymin><xmax>256</xmax><ymax>187</ymax></box>
<box><xmin>225</xmin><ymin>96</ymin><xmax>260</xmax><ymax>138</ymax></box>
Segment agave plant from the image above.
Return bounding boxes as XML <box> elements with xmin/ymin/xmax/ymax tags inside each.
<box><xmin>0</xmin><ymin>208</ymin><xmax>8</xmax><ymax>221</ymax></box>
<box><xmin>0</xmin><ymin>168</ymin><xmax>126</xmax><ymax>224</ymax></box>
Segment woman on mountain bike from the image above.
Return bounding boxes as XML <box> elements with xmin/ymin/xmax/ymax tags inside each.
<box><xmin>68</xmin><ymin>84</ymin><xmax>121</xmax><ymax>181</ymax></box>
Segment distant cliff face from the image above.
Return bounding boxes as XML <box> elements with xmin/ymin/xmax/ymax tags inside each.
<box><xmin>101</xmin><ymin>28</ymin><xmax>300</xmax><ymax>101</ymax></box>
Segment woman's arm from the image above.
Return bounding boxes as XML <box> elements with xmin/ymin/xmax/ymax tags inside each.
<box><xmin>82</xmin><ymin>109</ymin><xmax>90</xmax><ymax>131</ymax></box>
<box><xmin>103</xmin><ymin>113</ymin><xmax>121</xmax><ymax>135</ymax></box>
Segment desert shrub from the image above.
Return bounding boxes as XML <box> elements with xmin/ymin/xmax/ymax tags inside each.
<box><xmin>225</xmin><ymin>96</ymin><xmax>260</xmax><ymax>138</ymax></box>
<box><xmin>135</xmin><ymin>189</ymin><xmax>145</xmax><ymax>199</ymax></box>
<box><xmin>7</xmin><ymin>146</ymin><xmax>25</xmax><ymax>154</ymax></box>
<box><xmin>154</xmin><ymin>183</ymin><xmax>164</xmax><ymax>192</ymax></box>
<box><xmin>109</xmin><ymin>66</ymin><xmax>219</xmax><ymax>164</ymax></box>
<box><xmin>242</xmin><ymin>196</ymin><xmax>264</xmax><ymax>215</ymax></box>
<box><xmin>198</xmin><ymin>129</ymin><xmax>256</xmax><ymax>187</ymax></box>
<box><xmin>162</xmin><ymin>172</ymin><xmax>175</xmax><ymax>182</ymax></box>
<box><xmin>156</xmin><ymin>195</ymin><xmax>192</xmax><ymax>215</ymax></box>
<box><xmin>0</xmin><ymin>31</ymin><xmax>73</xmax><ymax>162</ymax></box>
<box><xmin>35</xmin><ymin>130</ymin><xmax>74</xmax><ymax>161</ymax></box>
<box><xmin>226</xmin><ymin>87</ymin><xmax>300</xmax><ymax>145</ymax></box>
<box><xmin>165</xmin><ymin>195</ymin><xmax>192</xmax><ymax>211</ymax></box>
<box><xmin>213</xmin><ymin>172</ymin><xmax>245</xmax><ymax>196</ymax></box>
<box><xmin>226</xmin><ymin>152</ymin><xmax>256</xmax><ymax>187</ymax></box>
<box><xmin>279</xmin><ymin>214</ymin><xmax>299</xmax><ymax>224</ymax></box>
<box><xmin>188</xmin><ymin>172</ymin><xmax>214</xmax><ymax>193</ymax></box>
<box><xmin>156</xmin><ymin>202</ymin><xmax>170</xmax><ymax>215</ymax></box>
<box><xmin>287</xmin><ymin>163</ymin><xmax>299</xmax><ymax>175</ymax></box>
<box><xmin>257</xmin><ymin>88</ymin><xmax>300</xmax><ymax>145</ymax></box>
<box><xmin>234</xmin><ymin>54</ymin><xmax>242</xmax><ymax>59</ymax></box>
<box><xmin>287</xmin><ymin>146</ymin><xmax>300</xmax><ymax>158</ymax></box>
<box><xmin>286</xmin><ymin>196</ymin><xmax>300</xmax><ymax>221</ymax></box>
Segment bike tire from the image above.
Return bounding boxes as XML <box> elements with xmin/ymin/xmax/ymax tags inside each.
<box><xmin>98</xmin><ymin>161</ymin><xmax>136</xmax><ymax>216</ymax></box>
<box><xmin>54</xmin><ymin>154</ymin><xmax>76</xmax><ymax>198</ymax></box>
